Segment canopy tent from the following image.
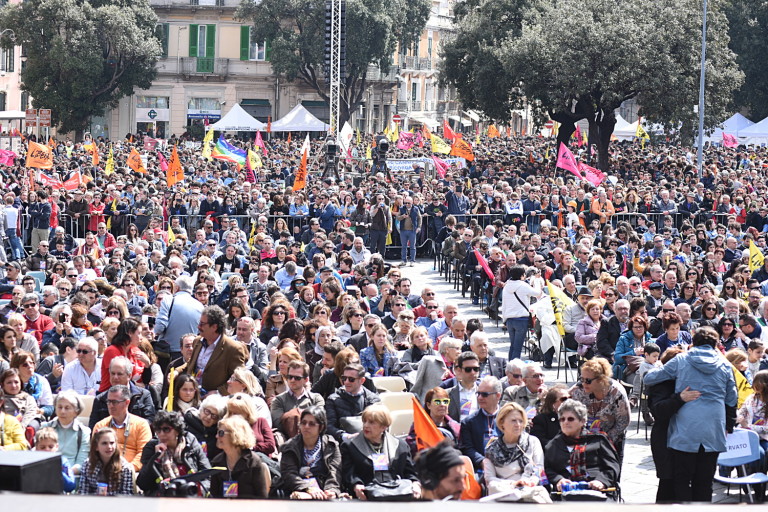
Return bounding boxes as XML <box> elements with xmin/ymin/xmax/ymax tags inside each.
<box><xmin>613</xmin><ymin>114</ymin><xmax>631</xmax><ymax>132</ymax></box>
<box><xmin>613</xmin><ymin>119</ymin><xmax>639</xmax><ymax>141</ymax></box>
<box><xmin>209</xmin><ymin>104</ymin><xmax>265</xmax><ymax>131</ymax></box>
<box><xmin>270</xmin><ymin>104</ymin><xmax>329</xmax><ymax>132</ymax></box>
<box><xmin>730</xmin><ymin>115</ymin><xmax>768</xmax><ymax>145</ymax></box>
<box><xmin>704</xmin><ymin>113</ymin><xmax>754</xmax><ymax>143</ymax></box>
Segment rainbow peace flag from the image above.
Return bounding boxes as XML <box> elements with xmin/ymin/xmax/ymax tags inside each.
<box><xmin>212</xmin><ymin>135</ymin><xmax>246</xmax><ymax>168</ymax></box>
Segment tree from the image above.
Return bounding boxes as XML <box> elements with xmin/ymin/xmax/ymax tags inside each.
<box><xmin>236</xmin><ymin>0</ymin><xmax>430</xmax><ymax>127</ymax></box>
<box><xmin>0</xmin><ymin>0</ymin><xmax>161</xmax><ymax>136</ymax></box>
<box><xmin>726</xmin><ymin>0</ymin><xmax>768</xmax><ymax>120</ymax></box>
<box><xmin>443</xmin><ymin>0</ymin><xmax>743</xmax><ymax>170</ymax></box>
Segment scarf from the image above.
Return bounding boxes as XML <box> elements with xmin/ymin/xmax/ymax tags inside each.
<box><xmin>485</xmin><ymin>432</ymin><xmax>531</xmax><ymax>471</ymax></box>
<box><xmin>565</xmin><ymin>429</ymin><xmax>590</xmax><ymax>480</ymax></box>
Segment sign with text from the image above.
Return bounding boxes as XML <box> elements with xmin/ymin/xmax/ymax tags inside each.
<box><xmin>38</xmin><ymin>109</ymin><xmax>52</xmax><ymax>127</ymax></box>
<box><xmin>25</xmin><ymin>108</ymin><xmax>37</xmax><ymax>127</ymax></box>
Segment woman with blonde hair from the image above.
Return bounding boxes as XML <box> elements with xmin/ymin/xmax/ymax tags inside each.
<box><xmin>209</xmin><ymin>415</ymin><xmax>271</xmax><ymax>498</ymax></box>
<box><xmin>265</xmin><ymin>347</ymin><xmax>303</xmax><ymax>404</ymax></box>
<box><xmin>226</xmin><ymin>392</ymin><xmax>276</xmax><ymax>456</ymax></box>
<box><xmin>227</xmin><ymin>366</ymin><xmax>271</xmax><ymax>426</ymax></box>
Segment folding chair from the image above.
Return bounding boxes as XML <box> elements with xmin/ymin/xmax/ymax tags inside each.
<box><xmin>556</xmin><ymin>341</ymin><xmax>579</xmax><ymax>383</ymax></box>
<box><xmin>371</xmin><ymin>376</ymin><xmax>407</xmax><ymax>393</ymax></box>
<box><xmin>715</xmin><ymin>428</ymin><xmax>768</xmax><ymax>503</ymax></box>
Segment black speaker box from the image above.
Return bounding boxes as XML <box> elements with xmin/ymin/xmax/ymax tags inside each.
<box><xmin>0</xmin><ymin>451</ymin><xmax>62</xmax><ymax>494</ymax></box>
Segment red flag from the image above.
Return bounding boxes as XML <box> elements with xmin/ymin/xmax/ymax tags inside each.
<box><xmin>578</xmin><ymin>161</ymin><xmax>606</xmax><ymax>186</ymax></box>
<box><xmin>254</xmin><ymin>131</ymin><xmax>268</xmax><ymax>155</ymax></box>
<box><xmin>204</xmin><ymin>116</ymin><xmax>209</xmax><ymax>127</ymax></box>
<box><xmin>574</xmin><ymin>125</ymin><xmax>584</xmax><ymax>147</ymax></box>
<box><xmin>723</xmin><ymin>133</ymin><xmax>739</xmax><ymax>148</ymax></box>
<box><xmin>431</xmin><ymin>155</ymin><xmax>449</xmax><ymax>178</ymax></box>
<box><xmin>556</xmin><ymin>142</ymin><xmax>583</xmax><ymax>179</ymax></box>
<box><xmin>39</xmin><ymin>172</ymin><xmax>63</xmax><ymax>189</ymax></box>
<box><xmin>475</xmin><ymin>249</ymin><xmax>495</xmax><ymax>285</ymax></box>
<box><xmin>63</xmin><ymin>171</ymin><xmax>82</xmax><ymax>191</ymax></box>
<box><xmin>443</xmin><ymin>120</ymin><xmax>456</xmax><ymax>141</ymax></box>
<box><xmin>144</xmin><ymin>137</ymin><xmax>158</xmax><ymax>151</ymax></box>
<box><xmin>157</xmin><ymin>151</ymin><xmax>168</xmax><ymax>171</ymax></box>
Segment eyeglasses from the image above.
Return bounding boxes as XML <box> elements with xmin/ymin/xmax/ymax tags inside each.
<box><xmin>525</xmin><ymin>373</ymin><xmax>544</xmax><ymax>379</ymax></box>
<box><xmin>559</xmin><ymin>416</ymin><xmax>579</xmax><ymax>422</ymax></box>
<box><xmin>201</xmin><ymin>408</ymin><xmax>220</xmax><ymax>420</ymax></box>
<box><xmin>286</xmin><ymin>374</ymin><xmax>305</xmax><ymax>381</ymax></box>
<box><xmin>431</xmin><ymin>399</ymin><xmax>451</xmax><ymax>405</ymax></box>
<box><xmin>157</xmin><ymin>426</ymin><xmax>175</xmax><ymax>434</ymax></box>
<box><xmin>424</xmin><ymin>292</ymin><xmax>435</xmax><ymax>296</ymax></box>
<box><xmin>272</xmin><ymin>310</ymin><xmax>286</xmax><ymax>316</ymax></box>
<box><xmin>352</xmin><ymin>313</ymin><xmax>363</xmax><ymax>317</ymax></box>
<box><xmin>300</xmin><ymin>420</ymin><xmax>318</xmax><ymax>427</ymax></box>
<box><xmin>662</xmin><ymin>309</ymin><xmax>675</xmax><ymax>313</ymax></box>
<box><xmin>22</xmin><ymin>303</ymin><xmax>37</xmax><ymax>308</ymax></box>
<box><xmin>462</xmin><ymin>366</ymin><xmax>480</xmax><ymax>373</ymax></box>
<box><xmin>106</xmin><ymin>399</ymin><xmax>128</xmax><ymax>406</ymax></box>
<box><xmin>216</xmin><ymin>429</ymin><xmax>230</xmax><ymax>437</ymax></box>
<box><xmin>705</xmin><ymin>307</ymin><xmax>717</xmax><ymax>311</ymax></box>
<box><xmin>315</xmin><ymin>310</ymin><xmax>328</xmax><ymax>315</ymax></box>
<box><xmin>160</xmin><ymin>286</ymin><xmax>172</xmax><ymax>291</ymax></box>
<box><xmin>76</xmin><ymin>349</ymin><xmax>91</xmax><ymax>354</ymax></box>
<box><xmin>365</xmin><ymin>323</ymin><xmax>377</xmax><ymax>328</ymax></box>
<box><xmin>107</xmin><ymin>310</ymin><xmax>120</xmax><ymax>316</ymax></box>
<box><xmin>477</xmin><ymin>391</ymin><xmax>497</xmax><ymax>398</ymax></box>
<box><xmin>581</xmin><ymin>377</ymin><xmax>596</xmax><ymax>384</ymax></box>
<box><xmin>341</xmin><ymin>376</ymin><xmax>358</xmax><ymax>383</ymax></box>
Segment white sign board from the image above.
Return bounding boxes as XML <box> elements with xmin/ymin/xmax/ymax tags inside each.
<box><xmin>725</xmin><ymin>430</ymin><xmax>751</xmax><ymax>459</ymax></box>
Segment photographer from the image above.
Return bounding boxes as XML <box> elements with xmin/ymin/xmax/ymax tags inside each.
<box><xmin>368</xmin><ymin>193</ymin><xmax>391</xmax><ymax>257</ymax></box>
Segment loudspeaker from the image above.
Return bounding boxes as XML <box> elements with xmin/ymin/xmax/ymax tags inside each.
<box><xmin>0</xmin><ymin>451</ymin><xmax>62</xmax><ymax>494</ymax></box>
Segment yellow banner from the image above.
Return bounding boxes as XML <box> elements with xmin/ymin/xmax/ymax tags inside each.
<box><xmin>750</xmin><ymin>240</ymin><xmax>764</xmax><ymax>272</ymax></box>
<box><xmin>548</xmin><ymin>281</ymin><xmax>574</xmax><ymax>336</ymax></box>
<box><xmin>430</xmin><ymin>134</ymin><xmax>451</xmax><ymax>154</ymax></box>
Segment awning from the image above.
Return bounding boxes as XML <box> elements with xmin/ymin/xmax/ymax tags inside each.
<box><xmin>460</xmin><ymin>119</ymin><xmax>472</xmax><ymax>127</ymax></box>
<box><xmin>464</xmin><ymin>110</ymin><xmax>481</xmax><ymax>122</ymax></box>
<box><xmin>409</xmin><ymin>116</ymin><xmax>438</xmax><ymax>129</ymax></box>
<box><xmin>0</xmin><ymin>110</ymin><xmax>26</xmax><ymax>119</ymax></box>
<box><xmin>448</xmin><ymin>115</ymin><xmax>461</xmax><ymax>122</ymax></box>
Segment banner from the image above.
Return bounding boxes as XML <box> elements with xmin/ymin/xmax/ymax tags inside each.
<box><xmin>127</xmin><ymin>147</ymin><xmax>146</xmax><ymax>173</ymax></box>
<box><xmin>27</xmin><ymin>141</ymin><xmax>53</xmax><ymax>169</ymax></box>
<box><xmin>166</xmin><ymin>145</ymin><xmax>184</xmax><ymax>187</ymax></box>
<box><xmin>432</xmin><ymin>155</ymin><xmax>449</xmax><ymax>178</ymax></box>
<box><xmin>293</xmin><ymin>135</ymin><xmax>310</xmax><ymax>191</ymax></box>
<box><xmin>201</xmin><ymin>127</ymin><xmax>214</xmax><ymax>161</ymax></box>
<box><xmin>547</xmin><ymin>281</ymin><xmax>574</xmax><ymax>336</ymax></box>
<box><xmin>62</xmin><ymin>171</ymin><xmax>82</xmax><ymax>191</ymax></box>
<box><xmin>396</xmin><ymin>131</ymin><xmax>415</xmax><ymax>151</ymax></box>
<box><xmin>254</xmin><ymin>131</ymin><xmax>268</xmax><ymax>155</ymax></box>
<box><xmin>39</xmin><ymin>172</ymin><xmax>63</xmax><ymax>189</ymax></box>
<box><xmin>723</xmin><ymin>133</ymin><xmax>739</xmax><ymax>148</ymax></box>
<box><xmin>556</xmin><ymin>142</ymin><xmax>582</xmax><ymax>179</ymax></box>
<box><xmin>338</xmin><ymin>121</ymin><xmax>354</xmax><ymax>156</ymax></box>
<box><xmin>430</xmin><ymin>134</ymin><xmax>451</xmax><ymax>154</ymax></box>
<box><xmin>578</xmin><ymin>161</ymin><xmax>606</xmax><ymax>186</ymax></box>
<box><xmin>450</xmin><ymin>137</ymin><xmax>474</xmax><ymax>161</ymax></box>
<box><xmin>0</xmin><ymin>149</ymin><xmax>17</xmax><ymax>166</ymax></box>
<box><xmin>750</xmin><ymin>240</ymin><xmax>764</xmax><ymax>272</ymax></box>
<box><xmin>83</xmin><ymin>142</ymin><xmax>99</xmax><ymax>166</ymax></box>
<box><xmin>157</xmin><ymin>151</ymin><xmax>168</xmax><ymax>171</ymax></box>
<box><xmin>245</xmin><ymin>149</ymin><xmax>257</xmax><ymax>183</ymax></box>
<box><xmin>474</xmin><ymin>249</ymin><xmax>495</xmax><ymax>285</ymax></box>
<box><xmin>387</xmin><ymin>157</ymin><xmax>465</xmax><ymax>172</ymax></box>
<box><xmin>443</xmin><ymin>120</ymin><xmax>456</xmax><ymax>141</ymax></box>
<box><xmin>144</xmin><ymin>137</ymin><xmax>159</xmax><ymax>151</ymax></box>
<box><xmin>105</xmin><ymin>145</ymin><xmax>114</xmax><ymax>175</ymax></box>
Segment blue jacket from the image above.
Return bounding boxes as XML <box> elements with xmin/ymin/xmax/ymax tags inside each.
<box><xmin>459</xmin><ymin>408</ymin><xmax>502</xmax><ymax>469</ymax></box>
<box><xmin>153</xmin><ymin>291</ymin><xmax>204</xmax><ymax>353</ymax></box>
<box><xmin>644</xmin><ymin>345</ymin><xmax>737</xmax><ymax>452</ymax></box>
<box><xmin>446</xmin><ymin>191</ymin><xmax>470</xmax><ymax>215</ymax></box>
<box><xmin>613</xmin><ymin>330</ymin><xmax>651</xmax><ymax>378</ymax></box>
<box><xmin>359</xmin><ymin>346</ymin><xmax>397</xmax><ymax>376</ymax></box>
<box><xmin>318</xmin><ymin>203</ymin><xmax>340</xmax><ymax>232</ymax></box>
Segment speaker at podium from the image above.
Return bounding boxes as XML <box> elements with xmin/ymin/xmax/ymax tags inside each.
<box><xmin>0</xmin><ymin>451</ymin><xmax>62</xmax><ymax>494</ymax></box>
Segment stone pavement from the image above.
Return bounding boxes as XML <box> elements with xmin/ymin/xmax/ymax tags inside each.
<box><xmin>398</xmin><ymin>259</ymin><xmax>740</xmax><ymax>504</ymax></box>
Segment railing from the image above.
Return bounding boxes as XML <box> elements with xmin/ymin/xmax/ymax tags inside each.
<box><xmin>180</xmin><ymin>57</ymin><xmax>229</xmax><ymax>78</ymax></box>
<box><xmin>150</xmin><ymin>0</ymin><xmax>238</xmax><ymax>7</ymax></box>
<box><xmin>400</xmin><ymin>56</ymin><xmax>434</xmax><ymax>71</ymax></box>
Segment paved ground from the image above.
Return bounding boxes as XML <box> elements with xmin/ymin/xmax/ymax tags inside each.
<box><xmin>398</xmin><ymin>259</ymin><xmax>740</xmax><ymax>504</ymax></box>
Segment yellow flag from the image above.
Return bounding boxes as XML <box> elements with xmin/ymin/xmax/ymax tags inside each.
<box><xmin>475</xmin><ymin>132</ymin><xmax>480</xmax><ymax>146</ymax></box>
<box><xmin>552</xmin><ymin>121</ymin><xmax>559</xmax><ymax>137</ymax></box>
<box><xmin>365</xmin><ymin>146</ymin><xmax>372</xmax><ymax>159</ymax></box>
<box><xmin>750</xmin><ymin>240</ymin><xmax>764</xmax><ymax>272</ymax></box>
<box><xmin>548</xmin><ymin>281</ymin><xmax>574</xmax><ymax>336</ymax></box>
<box><xmin>389</xmin><ymin>122</ymin><xmax>399</xmax><ymax>143</ymax></box>
<box><xmin>430</xmin><ymin>134</ymin><xmax>451</xmax><ymax>154</ymax></box>
<box><xmin>636</xmin><ymin>124</ymin><xmax>650</xmax><ymax>140</ymax></box>
<box><xmin>248</xmin><ymin>149</ymin><xmax>262</xmax><ymax>169</ymax></box>
<box><xmin>356</xmin><ymin>128</ymin><xmax>361</xmax><ymax>145</ymax></box>
<box><xmin>384</xmin><ymin>125</ymin><xmax>390</xmax><ymax>139</ymax></box>
<box><xmin>105</xmin><ymin>144</ymin><xmax>114</xmax><ymax>175</ymax></box>
<box><xmin>201</xmin><ymin>127</ymin><xmax>214</xmax><ymax>161</ymax></box>
<box><xmin>167</xmin><ymin>224</ymin><xmax>176</xmax><ymax>244</ymax></box>
<box><xmin>166</xmin><ymin>367</ymin><xmax>176</xmax><ymax>411</ymax></box>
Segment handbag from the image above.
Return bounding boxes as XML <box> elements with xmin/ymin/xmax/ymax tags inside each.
<box><xmin>623</xmin><ymin>355</ymin><xmax>644</xmax><ymax>379</ymax></box>
<box><xmin>513</xmin><ymin>291</ymin><xmax>535</xmax><ymax>329</ymax></box>
<box><xmin>364</xmin><ymin>479</ymin><xmax>414</xmax><ymax>501</ymax></box>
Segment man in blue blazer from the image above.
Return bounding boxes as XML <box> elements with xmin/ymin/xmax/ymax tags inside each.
<box><xmin>458</xmin><ymin>375</ymin><xmax>503</xmax><ymax>471</ymax></box>
<box><xmin>154</xmin><ymin>275</ymin><xmax>204</xmax><ymax>368</ymax></box>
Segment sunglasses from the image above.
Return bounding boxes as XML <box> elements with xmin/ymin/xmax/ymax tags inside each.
<box><xmin>511</xmin><ymin>373</ymin><xmax>523</xmax><ymax>379</ymax></box>
<box><xmin>462</xmin><ymin>366</ymin><xmax>480</xmax><ymax>373</ymax></box>
<box><xmin>341</xmin><ymin>376</ymin><xmax>358</xmax><ymax>383</ymax></box>
<box><xmin>300</xmin><ymin>420</ymin><xmax>318</xmax><ymax>427</ymax></box>
<box><xmin>559</xmin><ymin>416</ymin><xmax>579</xmax><ymax>422</ymax></box>
<box><xmin>76</xmin><ymin>349</ymin><xmax>91</xmax><ymax>355</ymax></box>
<box><xmin>216</xmin><ymin>429</ymin><xmax>230</xmax><ymax>437</ymax></box>
<box><xmin>557</xmin><ymin>396</ymin><xmax>571</xmax><ymax>402</ymax></box>
<box><xmin>286</xmin><ymin>374</ymin><xmax>306</xmax><ymax>381</ymax></box>
<box><xmin>272</xmin><ymin>311</ymin><xmax>286</xmax><ymax>316</ymax></box>
<box><xmin>431</xmin><ymin>399</ymin><xmax>450</xmax><ymax>405</ymax></box>
<box><xmin>477</xmin><ymin>391</ymin><xmax>496</xmax><ymax>398</ymax></box>
<box><xmin>365</xmin><ymin>323</ymin><xmax>377</xmax><ymax>328</ymax></box>
<box><xmin>22</xmin><ymin>303</ymin><xmax>37</xmax><ymax>308</ymax></box>
<box><xmin>426</xmin><ymin>305</ymin><xmax>439</xmax><ymax>309</ymax></box>
<box><xmin>581</xmin><ymin>377</ymin><xmax>596</xmax><ymax>384</ymax></box>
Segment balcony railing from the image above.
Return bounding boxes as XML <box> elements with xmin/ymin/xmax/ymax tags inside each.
<box><xmin>150</xmin><ymin>0</ymin><xmax>238</xmax><ymax>7</ymax></box>
<box><xmin>180</xmin><ymin>57</ymin><xmax>229</xmax><ymax>79</ymax></box>
<box><xmin>399</xmin><ymin>56</ymin><xmax>434</xmax><ymax>71</ymax></box>
<box><xmin>365</xmin><ymin>65</ymin><xmax>398</xmax><ymax>82</ymax></box>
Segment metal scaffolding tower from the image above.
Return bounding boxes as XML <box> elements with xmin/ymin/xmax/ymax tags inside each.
<box><xmin>326</xmin><ymin>0</ymin><xmax>342</xmax><ymax>134</ymax></box>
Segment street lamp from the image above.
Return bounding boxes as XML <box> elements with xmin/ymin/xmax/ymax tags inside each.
<box><xmin>696</xmin><ymin>0</ymin><xmax>707</xmax><ymax>180</ymax></box>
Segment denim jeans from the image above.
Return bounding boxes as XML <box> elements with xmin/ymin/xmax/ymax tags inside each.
<box><xmin>400</xmin><ymin>229</ymin><xmax>417</xmax><ymax>262</ymax></box>
<box><xmin>369</xmin><ymin>229</ymin><xmax>388</xmax><ymax>256</ymax></box>
<box><xmin>506</xmin><ymin>317</ymin><xmax>530</xmax><ymax>360</ymax></box>
<box><xmin>5</xmin><ymin>228</ymin><xmax>23</xmax><ymax>261</ymax></box>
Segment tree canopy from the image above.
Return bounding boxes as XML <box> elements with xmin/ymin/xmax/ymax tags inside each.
<box><xmin>0</xmin><ymin>0</ymin><xmax>161</xmax><ymax>135</ymax></box>
<box><xmin>236</xmin><ymin>0</ymin><xmax>430</xmax><ymax>126</ymax></box>
<box><xmin>441</xmin><ymin>0</ymin><xmax>743</xmax><ymax>169</ymax></box>
<box><xmin>726</xmin><ymin>0</ymin><xmax>768</xmax><ymax>120</ymax></box>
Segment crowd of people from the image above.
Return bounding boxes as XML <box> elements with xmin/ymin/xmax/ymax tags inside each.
<box><xmin>0</xmin><ymin>130</ymin><xmax>766</xmax><ymax>503</ymax></box>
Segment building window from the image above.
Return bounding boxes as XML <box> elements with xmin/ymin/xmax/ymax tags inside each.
<box><xmin>137</xmin><ymin>96</ymin><xmax>169</xmax><ymax>109</ymax></box>
<box><xmin>20</xmin><ymin>91</ymin><xmax>28</xmax><ymax>110</ymax></box>
<box><xmin>197</xmin><ymin>28</ymin><xmax>206</xmax><ymax>58</ymax></box>
<box><xmin>0</xmin><ymin>47</ymin><xmax>13</xmax><ymax>73</ymax></box>
<box><xmin>156</xmin><ymin>24</ymin><xmax>169</xmax><ymax>58</ymax></box>
<box><xmin>0</xmin><ymin>92</ymin><xmax>6</xmax><ymax>112</ymax></box>
<box><xmin>249</xmin><ymin>34</ymin><xmax>266</xmax><ymax>61</ymax></box>
<box><xmin>240</xmin><ymin>27</ymin><xmax>270</xmax><ymax>62</ymax></box>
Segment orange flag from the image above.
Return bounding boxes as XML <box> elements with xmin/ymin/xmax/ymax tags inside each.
<box><xmin>48</xmin><ymin>137</ymin><xmax>55</xmax><ymax>149</ymax></box>
<box><xmin>488</xmin><ymin>125</ymin><xmax>500</xmax><ymax>138</ymax></box>
<box><xmin>411</xmin><ymin>396</ymin><xmax>444</xmax><ymax>451</ymax></box>
<box><xmin>166</xmin><ymin>145</ymin><xmax>184</xmax><ymax>187</ymax></box>
<box><xmin>450</xmin><ymin>137</ymin><xmax>475</xmax><ymax>162</ymax></box>
<box><xmin>266</xmin><ymin>116</ymin><xmax>272</xmax><ymax>134</ymax></box>
<box><xmin>287</xmin><ymin>132</ymin><xmax>292</xmax><ymax>145</ymax></box>
<box><xmin>127</xmin><ymin>147</ymin><xmax>146</xmax><ymax>174</ymax></box>
<box><xmin>293</xmin><ymin>135</ymin><xmax>310</xmax><ymax>191</ymax></box>
<box><xmin>26</xmin><ymin>140</ymin><xmax>53</xmax><ymax>169</ymax></box>
<box><xmin>506</xmin><ymin>126</ymin><xmax>512</xmax><ymax>138</ymax></box>
<box><xmin>84</xmin><ymin>142</ymin><xmax>99</xmax><ymax>166</ymax></box>
<box><xmin>461</xmin><ymin>457</ymin><xmax>482</xmax><ymax>500</ymax></box>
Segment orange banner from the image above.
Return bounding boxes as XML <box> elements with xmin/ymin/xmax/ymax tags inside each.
<box><xmin>450</xmin><ymin>137</ymin><xmax>475</xmax><ymax>162</ymax></box>
<box><xmin>27</xmin><ymin>141</ymin><xmax>53</xmax><ymax>169</ymax></box>
<box><xmin>166</xmin><ymin>145</ymin><xmax>184</xmax><ymax>187</ymax></box>
<box><xmin>488</xmin><ymin>125</ymin><xmax>500</xmax><ymax>138</ymax></box>
<box><xmin>127</xmin><ymin>147</ymin><xmax>146</xmax><ymax>174</ymax></box>
<box><xmin>411</xmin><ymin>396</ymin><xmax>443</xmax><ymax>451</ymax></box>
<box><xmin>293</xmin><ymin>141</ymin><xmax>308</xmax><ymax>191</ymax></box>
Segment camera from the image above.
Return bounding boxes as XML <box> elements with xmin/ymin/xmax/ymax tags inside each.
<box><xmin>59</xmin><ymin>313</ymin><xmax>67</xmax><ymax>322</ymax></box>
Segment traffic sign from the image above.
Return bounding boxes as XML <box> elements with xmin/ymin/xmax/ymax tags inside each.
<box><xmin>25</xmin><ymin>108</ymin><xmax>37</xmax><ymax>127</ymax></box>
<box><xmin>38</xmin><ymin>109</ymin><xmax>51</xmax><ymax>127</ymax></box>
<box><xmin>544</xmin><ymin>120</ymin><xmax>554</xmax><ymax>130</ymax></box>
<box><xmin>392</xmin><ymin>114</ymin><xmax>402</xmax><ymax>123</ymax></box>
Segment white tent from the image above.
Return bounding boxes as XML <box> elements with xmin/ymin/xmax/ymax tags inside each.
<box><xmin>732</xmin><ymin>115</ymin><xmax>768</xmax><ymax>145</ymax></box>
<box><xmin>704</xmin><ymin>113</ymin><xmax>754</xmax><ymax>144</ymax></box>
<box><xmin>270</xmin><ymin>104</ymin><xmax>329</xmax><ymax>132</ymax></box>
<box><xmin>210</xmin><ymin>104</ymin><xmax>266</xmax><ymax>131</ymax></box>
<box><xmin>613</xmin><ymin>113</ymin><xmax>631</xmax><ymax>132</ymax></box>
<box><xmin>614</xmin><ymin>119</ymin><xmax>639</xmax><ymax>141</ymax></box>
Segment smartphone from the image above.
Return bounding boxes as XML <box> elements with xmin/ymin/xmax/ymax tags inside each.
<box><xmin>59</xmin><ymin>313</ymin><xmax>66</xmax><ymax>322</ymax></box>
<box><xmin>347</xmin><ymin>286</ymin><xmax>360</xmax><ymax>298</ymax></box>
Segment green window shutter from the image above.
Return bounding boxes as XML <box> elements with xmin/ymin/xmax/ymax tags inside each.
<box><xmin>189</xmin><ymin>24</ymin><xmax>198</xmax><ymax>57</ymax></box>
<box><xmin>265</xmin><ymin>39</ymin><xmax>271</xmax><ymax>61</ymax></box>
<box><xmin>206</xmin><ymin>24</ymin><xmax>215</xmax><ymax>58</ymax></box>
<box><xmin>156</xmin><ymin>24</ymin><xmax>169</xmax><ymax>57</ymax></box>
<box><xmin>240</xmin><ymin>26</ymin><xmax>249</xmax><ymax>61</ymax></box>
